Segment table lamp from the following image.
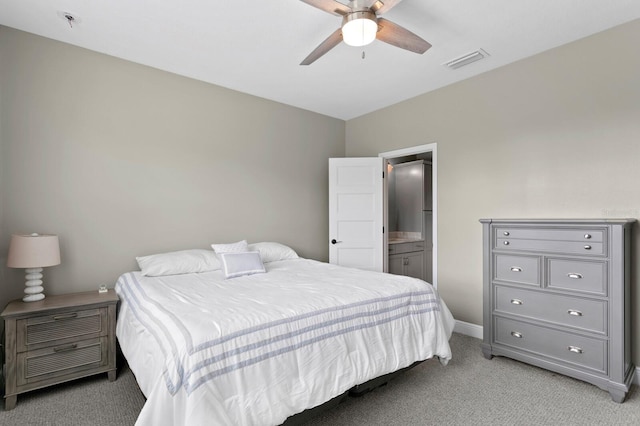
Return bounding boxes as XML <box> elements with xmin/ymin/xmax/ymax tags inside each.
<box><xmin>7</xmin><ymin>233</ymin><xmax>61</xmax><ymax>302</ymax></box>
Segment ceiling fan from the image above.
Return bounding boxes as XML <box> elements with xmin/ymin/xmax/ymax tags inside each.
<box><xmin>300</xmin><ymin>0</ymin><xmax>431</xmax><ymax>65</ymax></box>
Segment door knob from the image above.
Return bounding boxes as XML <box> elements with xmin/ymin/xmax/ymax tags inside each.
<box><xmin>331</xmin><ymin>239</ymin><xmax>341</xmax><ymax>245</ymax></box>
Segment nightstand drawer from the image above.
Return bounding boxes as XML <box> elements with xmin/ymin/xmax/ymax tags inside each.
<box><xmin>17</xmin><ymin>337</ymin><xmax>108</xmax><ymax>386</ymax></box>
<box><xmin>494</xmin><ymin>317</ymin><xmax>607</xmax><ymax>374</ymax></box>
<box><xmin>17</xmin><ymin>308</ymin><xmax>107</xmax><ymax>352</ymax></box>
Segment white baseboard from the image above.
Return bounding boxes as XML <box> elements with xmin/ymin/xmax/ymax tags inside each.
<box><xmin>453</xmin><ymin>320</ymin><xmax>483</xmax><ymax>339</ymax></box>
<box><xmin>452</xmin><ymin>320</ymin><xmax>640</xmax><ymax>386</ymax></box>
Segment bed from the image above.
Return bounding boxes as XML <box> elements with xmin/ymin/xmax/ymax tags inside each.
<box><xmin>115</xmin><ymin>242</ymin><xmax>454</xmax><ymax>425</ymax></box>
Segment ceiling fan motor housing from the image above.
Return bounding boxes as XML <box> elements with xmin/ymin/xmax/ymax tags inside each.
<box><xmin>342</xmin><ymin>10</ymin><xmax>378</xmax><ymax>26</ymax></box>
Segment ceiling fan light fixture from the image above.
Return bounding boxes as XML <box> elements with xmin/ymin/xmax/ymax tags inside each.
<box><xmin>342</xmin><ymin>11</ymin><xmax>378</xmax><ymax>47</ymax></box>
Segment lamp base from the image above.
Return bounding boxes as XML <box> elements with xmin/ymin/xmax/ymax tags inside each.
<box><xmin>23</xmin><ymin>267</ymin><xmax>46</xmax><ymax>302</ymax></box>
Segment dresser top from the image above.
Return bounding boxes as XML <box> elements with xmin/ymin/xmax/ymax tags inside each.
<box><xmin>1</xmin><ymin>289</ymin><xmax>118</xmax><ymax>318</ymax></box>
<box><xmin>479</xmin><ymin>218</ymin><xmax>636</xmax><ymax>225</ymax></box>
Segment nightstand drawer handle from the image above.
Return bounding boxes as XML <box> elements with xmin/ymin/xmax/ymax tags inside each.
<box><xmin>567</xmin><ymin>273</ymin><xmax>583</xmax><ymax>279</ymax></box>
<box><xmin>503</xmin><ymin>231</ymin><xmax>510</xmax><ymax>236</ymax></box>
<box><xmin>568</xmin><ymin>309</ymin><xmax>583</xmax><ymax>316</ymax></box>
<box><xmin>510</xmin><ymin>267</ymin><xmax>522</xmax><ymax>272</ymax></box>
<box><xmin>584</xmin><ymin>234</ymin><xmax>592</xmax><ymax>239</ymax></box>
<box><xmin>53</xmin><ymin>313</ymin><xmax>78</xmax><ymax>321</ymax></box>
<box><xmin>503</xmin><ymin>241</ymin><xmax>510</xmax><ymax>245</ymax></box>
<box><xmin>510</xmin><ymin>331</ymin><xmax>523</xmax><ymax>339</ymax></box>
<box><xmin>53</xmin><ymin>343</ymin><xmax>78</xmax><ymax>353</ymax></box>
<box><xmin>568</xmin><ymin>346</ymin><xmax>583</xmax><ymax>354</ymax></box>
<box><xmin>510</xmin><ymin>299</ymin><xmax>523</xmax><ymax>305</ymax></box>
<box><xmin>583</xmin><ymin>245</ymin><xmax>591</xmax><ymax>250</ymax></box>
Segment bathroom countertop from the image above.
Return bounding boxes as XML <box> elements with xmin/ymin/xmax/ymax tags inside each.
<box><xmin>388</xmin><ymin>238</ymin><xmax>424</xmax><ymax>245</ymax></box>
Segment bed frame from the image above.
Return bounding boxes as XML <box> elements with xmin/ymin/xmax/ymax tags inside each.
<box><xmin>282</xmin><ymin>361</ymin><xmax>423</xmax><ymax>425</ymax></box>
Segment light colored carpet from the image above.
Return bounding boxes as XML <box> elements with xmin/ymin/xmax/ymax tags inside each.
<box><xmin>306</xmin><ymin>333</ymin><xmax>640</xmax><ymax>426</ymax></box>
<box><xmin>0</xmin><ymin>361</ymin><xmax>145</xmax><ymax>425</ymax></box>
<box><xmin>1</xmin><ymin>333</ymin><xmax>638</xmax><ymax>425</ymax></box>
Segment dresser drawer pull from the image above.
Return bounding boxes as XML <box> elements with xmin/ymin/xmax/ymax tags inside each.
<box><xmin>503</xmin><ymin>231</ymin><xmax>510</xmax><ymax>236</ymax></box>
<box><xmin>510</xmin><ymin>331</ymin><xmax>523</xmax><ymax>339</ymax></box>
<box><xmin>584</xmin><ymin>234</ymin><xmax>591</xmax><ymax>239</ymax></box>
<box><xmin>583</xmin><ymin>245</ymin><xmax>592</xmax><ymax>250</ymax></box>
<box><xmin>510</xmin><ymin>267</ymin><xmax>522</xmax><ymax>272</ymax></box>
<box><xmin>567</xmin><ymin>273</ymin><xmax>583</xmax><ymax>279</ymax></box>
<box><xmin>53</xmin><ymin>343</ymin><xmax>78</xmax><ymax>353</ymax></box>
<box><xmin>503</xmin><ymin>241</ymin><xmax>510</xmax><ymax>245</ymax></box>
<box><xmin>568</xmin><ymin>346</ymin><xmax>583</xmax><ymax>354</ymax></box>
<box><xmin>567</xmin><ymin>309</ymin><xmax>583</xmax><ymax>316</ymax></box>
<box><xmin>510</xmin><ymin>299</ymin><xmax>523</xmax><ymax>305</ymax></box>
<box><xmin>52</xmin><ymin>313</ymin><xmax>79</xmax><ymax>321</ymax></box>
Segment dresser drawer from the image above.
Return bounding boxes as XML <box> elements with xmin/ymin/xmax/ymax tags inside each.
<box><xmin>17</xmin><ymin>337</ymin><xmax>108</xmax><ymax>386</ymax></box>
<box><xmin>494</xmin><ymin>286</ymin><xmax>606</xmax><ymax>334</ymax></box>
<box><xmin>496</xmin><ymin>238</ymin><xmax>604</xmax><ymax>256</ymax></box>
<box><xmin>17</xmin><ymin>308</ymin><xmax>107</xmax><ymax>352</ymax></box>
<box><xmin>547</xmin><ymin>259</ymin><xmax>607</xmax><ymax>296</ymax></box>
<box><xmin>494</xmin><ymin>255</ymin><xmax>540</xmax><ymax>286</ymax></box>
<box><xmin>494</xmin><ymin>317</ymin><xmax>607</xmax><ymax>374</ymax></box>
<box><xmin>495</xmin><ymin>227</ymin><xmax>605</xmax><ymax>243</ymax></box>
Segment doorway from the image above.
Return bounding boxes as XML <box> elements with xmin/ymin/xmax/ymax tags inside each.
<box><xmin>379</xmin><ymin>143</ymin><xmax>437</xmax><ymax>288</ymax></box>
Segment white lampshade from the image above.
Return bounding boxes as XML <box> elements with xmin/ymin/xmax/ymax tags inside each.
<box><xmin>7</xmin><ymin>233</ymin><xmax>61</xmax><ymax>268</ymax></box>
<box><xmin>342</xmin><ymin>13</ymin><xmax>378</xmax><ymax>47</ymax></box>
<box><xmin>7</xmin><ymin>233</ymin><xmax>61</xmax><ymax>302</ymax></box>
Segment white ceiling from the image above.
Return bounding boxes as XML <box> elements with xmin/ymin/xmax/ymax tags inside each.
<box><xmin>1</xmin><ymin>1</ymin><xmax>640</xmax><ymax>120</ymax></box>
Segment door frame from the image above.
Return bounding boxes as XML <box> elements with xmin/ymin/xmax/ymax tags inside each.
<box><xmin>379</xmin><ymin>143</ymin><xmax>438</xmax><ymax>288</ymax></box>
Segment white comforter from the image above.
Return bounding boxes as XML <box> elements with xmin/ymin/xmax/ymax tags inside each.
<box><xmin>115</xmin><ymin>258</ymin><xmax>454</xmax><ymax>426</ymax></box>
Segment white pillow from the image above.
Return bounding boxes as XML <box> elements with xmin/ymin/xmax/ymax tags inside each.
<box><xmin>136</xmin><ymin>249</ymin><xmax>221</xmax><ymax>276</ymax></box>
<box><xmin>247</xmin><ymin>242</ymin><xmax>299</xmax><ymax>263</ymax></box>
<box><xmin>211</xmin><ymin>240</ymin><xmax>248</xmax><ymax>254</ymax></box>
<box><xmin>219</xmin><ymin>251</ymin><xmax>266</xmax><ymax>279</ymax></box>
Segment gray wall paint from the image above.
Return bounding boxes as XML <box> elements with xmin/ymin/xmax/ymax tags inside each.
<box><xmin>346</xmin><ymin>20</ymin><xmax>640</xmax><ymax>362</ymax></box>
<box><xmin>0</xmin><ymin>26</ymin><xmax>345</xmax><ymax>309</ymax></box>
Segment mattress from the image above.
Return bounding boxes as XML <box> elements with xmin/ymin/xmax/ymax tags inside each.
<box><xmin>115</xmin><ymin>258</ymin><xmax>454</xmax><ymax>425</ymax></box>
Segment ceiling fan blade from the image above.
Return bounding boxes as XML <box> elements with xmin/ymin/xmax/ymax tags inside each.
<box><xmin>300</xmin><ymin>28</ymin><xmax>343</xmax><ymax>65</ymax></box>
<box><xmin>370</xmin><ymin>0</ymin><xmax>403</xmax><ymax>15</ymax></box>
<box><xmin>300</xmin><ymin>0</ymin><xmax>351</xmax><ymax>16</ymax></box>
<box><xmin>376</xmin><ymin>18</ymin><xmax>431</xmax><ymax>54</ymax></box>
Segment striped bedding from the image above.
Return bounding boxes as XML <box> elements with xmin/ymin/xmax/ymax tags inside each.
<box><xmin>115</xmin><ymin>258</ymin><xmax>454</xmax><ymax>425</ymax></box>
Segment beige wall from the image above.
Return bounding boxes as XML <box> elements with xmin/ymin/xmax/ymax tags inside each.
<box><xmin>346</xmin><ymin>20</ymin><xmax>640</xmax><ymax>360</ymax></box>
<box><xmin>0</xmin><ymin>26</ymin><xmax>345</xmax><ymax>308</ymax></box>
<box><xmin>2</xmin><ymin>19</ymin><xmax>639</xmax><ymax>361</ymax></box>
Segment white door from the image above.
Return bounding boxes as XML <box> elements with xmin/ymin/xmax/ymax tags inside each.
<box><xmin>329</xmin><ymin>158</ymin><xmax>384</xmax><ymax>272</ymax></box>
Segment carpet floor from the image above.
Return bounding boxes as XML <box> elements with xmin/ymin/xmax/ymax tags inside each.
<box><xmin>1</xmin><ymin>333</ymin><xmax>638</xmax><ymax>425</ymax></box>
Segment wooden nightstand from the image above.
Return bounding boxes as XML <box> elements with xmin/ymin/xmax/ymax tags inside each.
<box><xmin>1</xmin><ymin>290</ymin><xmax>118</xmax><ymax>410</ymax></box>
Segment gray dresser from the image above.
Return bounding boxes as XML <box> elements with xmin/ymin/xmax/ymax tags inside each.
<box><xmin>480</xmin><ymin>219</ymin><xmax>635</xmax><ymax>402</ymax></box>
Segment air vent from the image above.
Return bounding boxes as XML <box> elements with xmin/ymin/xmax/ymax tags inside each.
<box><xmin>444</xmin><ymin>49</ymin><xmax>489</xmax><ymax>70</ymax></box>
